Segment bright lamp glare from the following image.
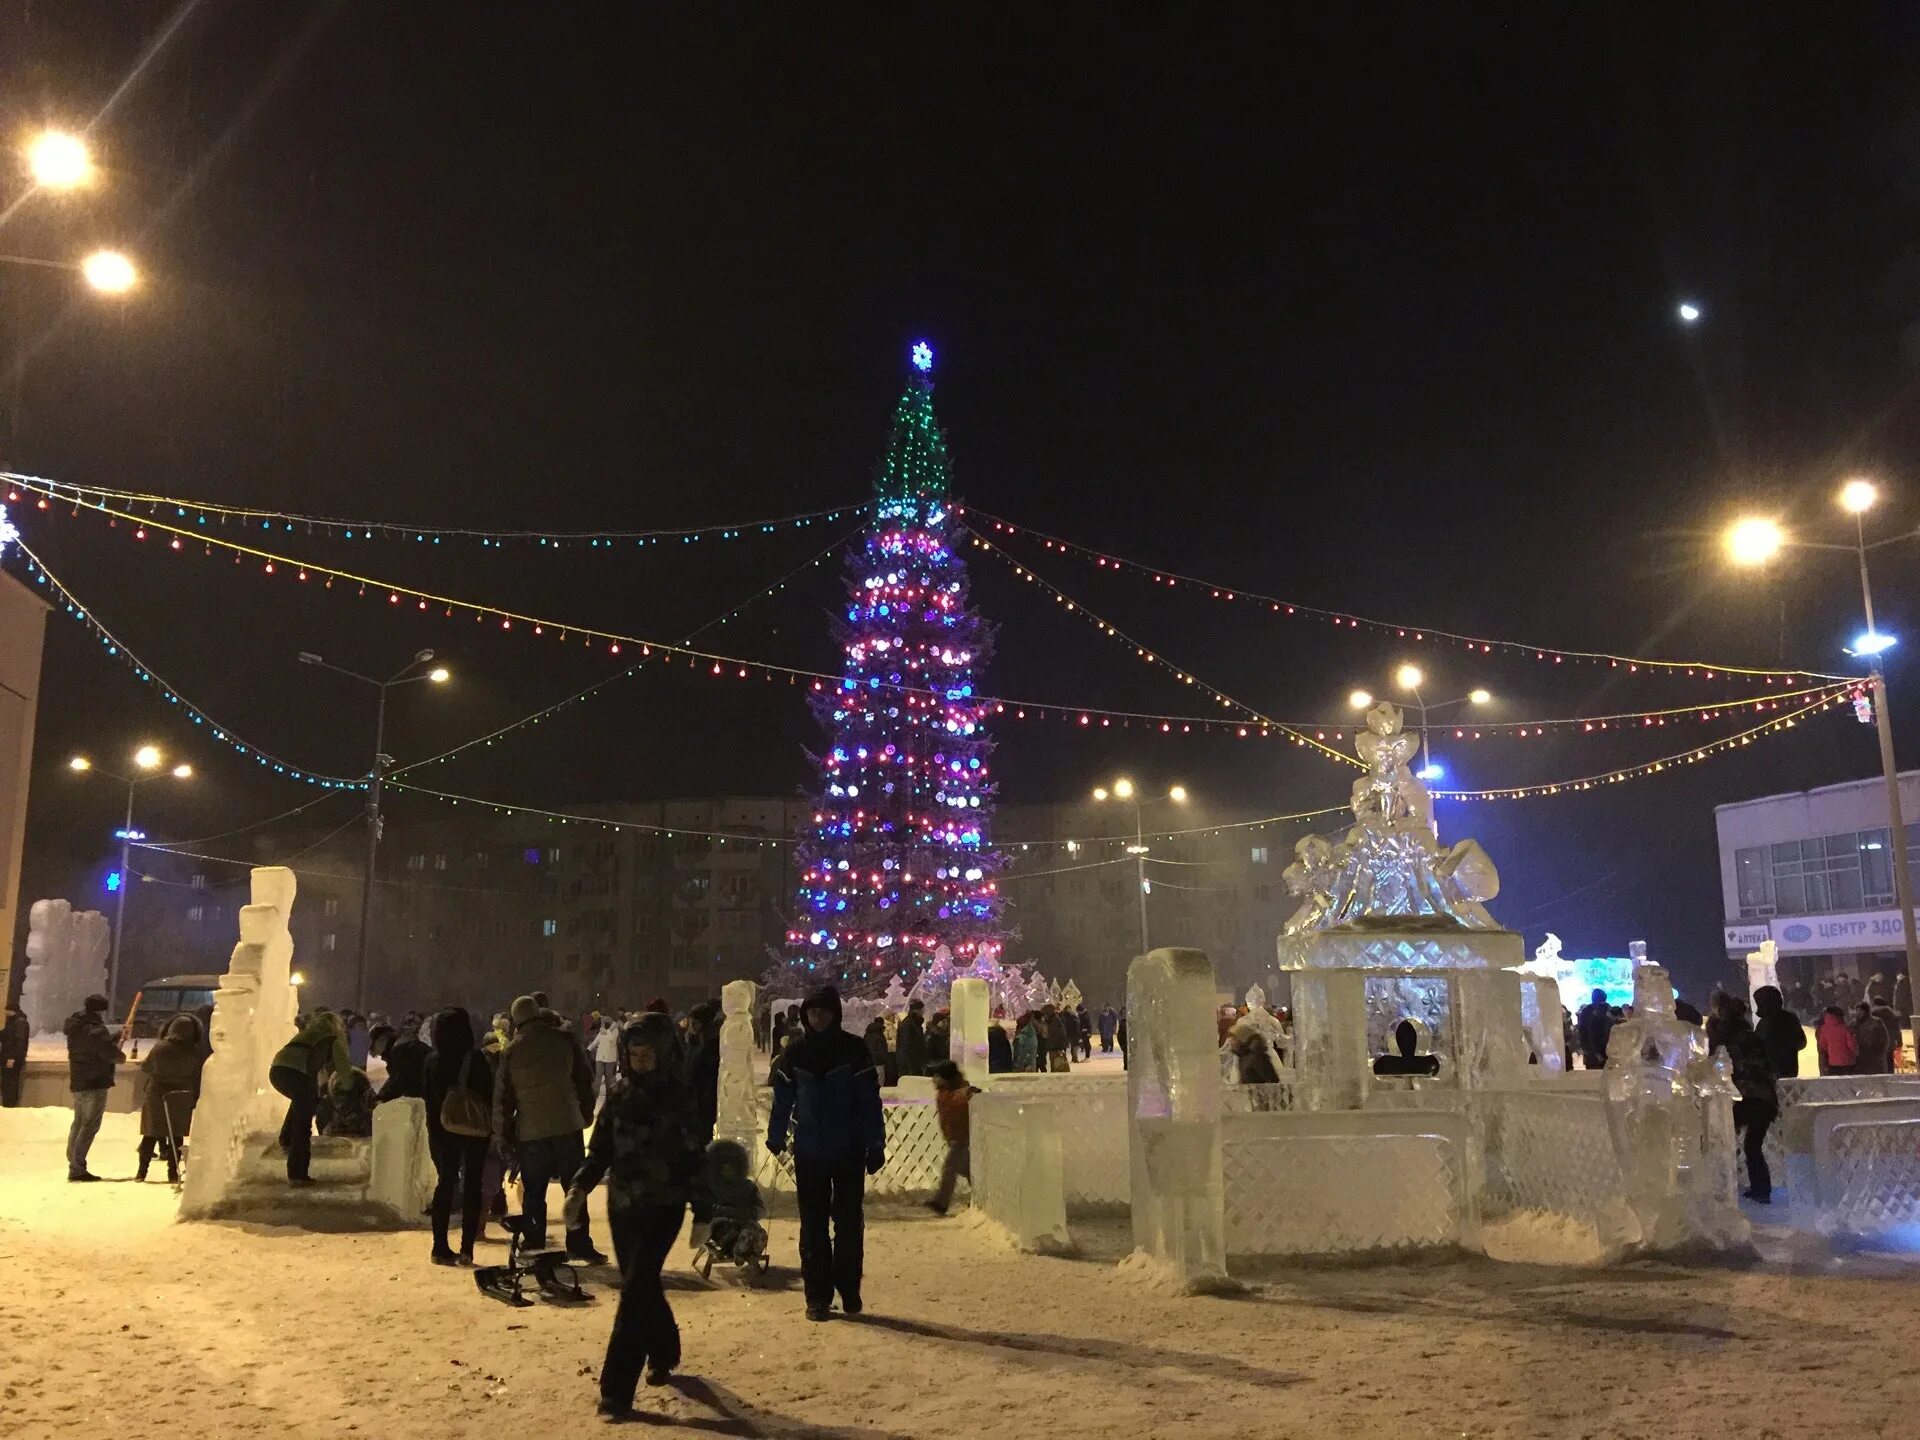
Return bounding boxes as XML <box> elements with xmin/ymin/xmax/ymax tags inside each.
<box><xmin>1469</xmin><ymin>688</ymin><xmax>1492</xmax><ymax>705</ymax></box>
<box><xmin>1395</xmin><ymin>664</ymin><xmax>1423</xmax><ymax>691</ymax></box>
<box><xmin>1348</xmin><ymin>689</ymin><xmax>1373</xmax><ymax>710</ymax></box>
<box><xmin>133</xmin><ymin>745</ymin><xmax>162</xmax><ymax>771</ymax></box>
<box><xmin>1851</xmin><ymin>631</ymin><xmax>1898</xmax><ymax>657</ymax></box>
<box><xmin>428</xmin><ymin>667</ymin><xmax>450</xmax><ymax>684</ymax></box>
<box><xmin>1169</xmin><ymin>785</ymin><xmax>1188</xmax><ymax>803</ymax></box>
<box><xmin>25</xmin><ymin>129</ymin><xmax>92</xmax><ymax>190</ymax></box>
<box><xmin>1417</xmin><ymin>762</ymin><xmax>1446</xmax><ymax>781</ymax></box>
<box><xmin>80</xmin><ymin>249</ymin><xmax>137</xmax><ymax>295</ymax></box>
<box><xmin>1112</xmin><ymin>778</ymin><xmax>1135</xmax><ymax>799</ymax></box>
<box><xmin>1677</xmin><ymin>301</ymin><xmax>1702</xmax><ymax>324</ymax></box>
<box><xmin>68</xmin><ymin>756</ymin><xmax>91</xmax><ymax>772</ymax></box>
<box><xmin>1092</xmin><ymin>787</ymin><xmax>1109</xmax><ymax>802</ymax></box>
<box><xmin>1725</xmin><ymin>516</ymin><xmax>1785</xmax><ymax>567</ymax></box>
<box><xmin>171</xmin><ymin>764</ymin><xmax>192</xmax><ymax>779</ymax></box>
<box><xmin>1839</xmin><ymin>478</ymin><xmax>1879</xmax><ymax>515</ymax></box>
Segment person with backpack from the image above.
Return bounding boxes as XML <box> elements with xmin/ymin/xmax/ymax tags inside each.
<box><xmin>767</xmin><ymin>987</ymin><xmax>885</xmax><ymax>1322</ymax></box>
<box><xmin>269</xmin><ymin>1009</ymin><xmax>355</xmax><ymax>1185</ymax></box>
<box><xmin>423</xmin><ymin>1006</ymin><xmax>493</xmax><ymax>1265</ymax></box>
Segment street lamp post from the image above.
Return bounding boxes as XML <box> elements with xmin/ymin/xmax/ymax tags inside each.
<box><xmin>1725</xmin><ymin>481</ymin><xmax>1920</xmax><ymax>1014</ymax></box>
<box><xmin>68</xmin><ymin>746</ymin><xmax>192</xmax><ymax>1010</ymax></box>
<box><xmin>300</xmin><ymin>649</ymin><xmax>449</xmax><ymax>1012</ymax></box>
<box><xmin>1092</xmin><ymin>778</ymin><xmax>1188</xmax><ymax>957</ymax></box>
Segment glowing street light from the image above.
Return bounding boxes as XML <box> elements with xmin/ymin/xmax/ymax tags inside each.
<box><xmin>24</xmin><ymin>129</ymin><xmax>93</xmax><ymax>191</ymax></box>
<box><xmin>1111</xmin><ymin>777</ymin><xmax>1134</xmax><ymax>799</ymax></box>
<box><xmin>1468</xmin><ymin>688</ymin><xmax>1492</xmax><ymax>705</ymax></box>
<box><xmin>1348</xmin><ymin>689</ymin><xmax>1373</xmax><ymax>710</ymax></box>
<box><xmin>1676</xmin><ymin>301</ymin><xmax>1703</xmax><ymax>325</ymax></box>
<box><xmin>68</xmin><ymin>755</ymin><xmax>91</xmax><ymax>772</ymax></box>
<box><xmin>1093</xmin><ymin>779</ymin><xmax>1191</xmax><ymax>955</ymax></box>
<box><xmin>79</xmin><ymin>248</ymin><xmax>137</xmax><ymax>295</ymax></box>
<box><xmin>1839</xmin><ymin>477</ymin><xmax>1879</xmax><ymax>515</ymax></box>
<box><xmin>133</xmin><ymin>744</ymin><xmax>162</xmax><ymax>771</ymax></box>
<box><xmin>1168</xmin><ymin>784</ymin><xmax>1189</xmax><ymax>803</ymax></box>
<box><xmin>69</xmin><ymin>744</ymin><xmax>193</xmax><ymax>1008</ymax></box>
<box><xmin>170</xmin><ymin>763</ymin><xmax>192</xmax><ymax>779</ymax></box>
<box><xmin>1394</xmin><ymin>663</ymin><xmax>1424</xmax><ymax>691</ymax></box>
<box><xmin>1724</xmin><ymin>516</ymin><xmax>1786</xmax><ymax>567</ymax></box>
<box><xmin>428</xmin><ymin>666</ymin><xmax>451</xmax><ymax>684</ymax></box>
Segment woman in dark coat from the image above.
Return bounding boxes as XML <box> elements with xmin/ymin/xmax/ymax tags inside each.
<box><xmin>137</xmin><ymin>1013</ymin><xmax>205</xmax><ymax>1182</ymax></box>
<box><xmin>422</xmin><ymin>1006</ymin><xmax>493</xmax><ymax>1265</ymax></box>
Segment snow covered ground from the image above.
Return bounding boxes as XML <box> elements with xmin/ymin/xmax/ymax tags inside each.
<box><xmin>4</xmin><ymin>1103</ymin><xmax>1918</xmax><ymax>1439</ymax></box>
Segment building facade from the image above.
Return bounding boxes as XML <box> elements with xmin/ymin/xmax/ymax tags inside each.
<box><xmin>1714</xmin><ymin>770</ymin><xmax>1920</xmax><ymax>1002</ymax></box>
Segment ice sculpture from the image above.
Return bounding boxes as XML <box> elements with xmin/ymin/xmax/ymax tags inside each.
<box><xmin>1518</xmin><ymin>931</ymin><xmax>1579</xmax><ymax>1016</ymax></box>
<box><xmin>1602</xmin><ymin>963</ymin><xmax>1748</xmax><ymax>1251</ymax></box>
<box><xmin>716</xmin><ymin>979</ymin><xmax>761</xmax><ymax>1144</ymax></box>
<box><xmin>950</xmin><ymin>977</ymin><xmax>990</xmax><ymax>1087</ymax></box>
<box><xmin>880</xmin><ymin>974</ymin><xmax>909</xmax><ymax>1015</ymax></box>
<box><xmin>1744</xmin><ymin>940</ymin><xmax>1779</xmax><ymax>1007</ymax></box>
<box><xmin>1060</xmin><ymin>978</ymin><xmax>1084</xmax><ymax>1011</ymax></box>
<box><xmin>368</xmin><ymin>1096</ymin><xmax>434</xmax><ymax>1219</ymax></box>
<box><xmin>19</xmin><ymin>899</ymin><xmax>111</xmax><ymax>1036</ymax></box>
<box><xmin>180</xmin><ymin>868</ymin><xmax>301</xmax><ymax>1219</ymax></box>
<box><xmin>1125</xmin><ymin>947</ymin><xmax>1230</xmax><ymax>1292</ymax></box>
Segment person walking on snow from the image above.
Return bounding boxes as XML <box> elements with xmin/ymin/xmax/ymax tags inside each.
<box><xmin>64</xmin><ymin>993</ymin><xmax>123</xmax><ymax>1181</ymax></box>
<box><xmin>1098</xmin><ymin>1005</ymin><xmax>1118</xmax><ymax>1054</ymax></box>
<box><xmin>1816</xmin><ymin>1005</ymin><xmax>1858</xmax><ymax>1075</ymax></box>
<box><xmin>566</xmin><ymin>1012</ymin><xmax>704</xmax><ymax>1416</ymax></box>
<box><xmin>767</xmin><ymin>987</ymin><xmax>885</xmax><ymax>1322</ymax></box>
<box><xmin>925</xmin><ymin>1060</ymin><xmax>977</xmax><ymax>1216</ymax></box>
<box><xmin>0</xmin><ymin>1002</ymin><xmax>28</xmax><ymax>1107</ymax></box>
<box><xmin>423</xmin><ymin>1006</ymin><xmax>494</xmax><ymax>1265</ymax></box>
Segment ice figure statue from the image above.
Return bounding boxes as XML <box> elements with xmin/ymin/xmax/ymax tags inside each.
<box><xmin>1744</xmin><ymin>940</ymin><xmax>1779</xmax><ymax>1009</ymax></box>
<box><xmin>880</xmin><ymin>974</ymin><xmax>909</xmax><ymax>1015</ymax></box>
<box><xmin>950</xmin><ymin>978</ymin><xmax>991</xmax><ymax>1087</ymax></box>
<box><xmin>1060</xmin><ymin>978</ymin><xmax>1084</xmax><ymax>1012</ymax></box>
<box><xmin>1025</xmin><ymin>969</ymin><xmax>1050</xmax><ymax>1012</ymax></box>
<box><xmin>1602</xmin><ymin>963</ymin><xmax>1749</xmax><ymax>1252</ymax></box>
<box><xmin>716</xmin><ymin>980</ymin><xmax>762</xmax><ymax>1145</ymax></box>
<box><xmin>19</xmin><ymin>899</ymin><xmax>111</xmax><ymax>1037</ymax></box>
<box><xmin>180</xmin><ymin>868</ymin><xmax>302</xmax><ymax>1219</ymax></box>
<box><xmin>1122</xmin><ymin>947</ymin><xmax>1232</xmax><ymax>1293</ymax></box>
<box><xmin>1277</xmin><ymin>703</ymin><xmax>1526</xmax><ymax>1110</ymax></box>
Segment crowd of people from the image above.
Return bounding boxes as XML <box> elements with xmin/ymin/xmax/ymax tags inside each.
<box><xmin>772</xmin><ymin>996</ymin><xmax>1127</xmax><ymax>1081</ymax></box>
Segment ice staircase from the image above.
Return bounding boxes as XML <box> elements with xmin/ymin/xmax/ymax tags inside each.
<box><xmin>205</xmin><ymin>1132</ymin><xmax>401</xmax><ymax>1229</ymax></box>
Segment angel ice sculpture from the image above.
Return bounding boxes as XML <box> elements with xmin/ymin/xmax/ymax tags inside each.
<box><xmin>1282</xmin><ymin>702</ymin><xmax>1500</xmax><ymax>939</ymax></box>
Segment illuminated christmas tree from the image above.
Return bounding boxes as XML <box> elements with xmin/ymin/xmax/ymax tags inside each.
<box><xmin>786</xmin><ymin>341</ymin><xmax>1006</xmax><ymax>988</ymax></box>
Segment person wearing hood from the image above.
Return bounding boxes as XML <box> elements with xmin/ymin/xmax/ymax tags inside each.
<box><xmin>494</xmin><ymin>993</ymin><xmax>603</xmax><ymax>1261</ymax></box>
<box><xmin>423</xmin><ymin>1006</ymin><xmax>493</xmax><ymax>1265</ymax></box>
<box><xmin>1816</xmin><ymin>1005</ymin><xmax>1859</xmax><ymax>1075</ymax></box>
<box><xmin>64</xmin><ymin>994</ymin><xmax>124</xmax><ymax>1182</ymax></box>
<box><xmin>1098</xmin><ymin>1004</ymin><xmax>1118</xmax><ymax>1054</ymax></box>
<box><xmin>767</xmin><ymin>986</ymin><xmax>885</xmax><ymax>1321</ymax></box>
<box><xmin>270</xmin><ymin>1010</ymin><xmax>354</xmax><ymax>1184</ymax></box>
<box><xmin>137</xmin><ymin>1013</ymin><xmax>206</xmax><ymax>1183</ymax></box>
<box><xmin>1011</xmin><ymin>1013</ymin><xmax>1039</xmax><ymax>1073</ymax></box>
<box><xmin>895</xmin><ymin>999</ymin><xmax>928</xmax><ymax>1078</ymax></box>
<box><xmin>986</xmin><ymin>1018</ymin><xmax>1012</xmax><ymax>1074</ymax></box>
<box><xmin>567</xmin><ymin>1013</ymin><xmax>703</xmax><ymax>1416</ymax></box>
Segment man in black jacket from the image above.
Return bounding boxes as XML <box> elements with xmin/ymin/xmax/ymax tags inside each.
<box><xmin>1576</xmin><ymin>989</ymin><xmax>1614</xmax><ymax>1070</ymax></box>
<box><xmin>767</xmin><ymin>987</ymin><xmax>885</xmax><ymax>1321</ymax></box>
<box><xmin>894</xmin><ymin>999</ymin><xmax>927</xmax><ymax>1079</ymax></box>
<box><xmin>64</xmin><ymin>994</ymin><xmax>123</xmax><ymax>1181</ymax></box>
<box><xmin>0</xmin><ymin>1003</ymin><xmax>29</xmax><ymax>1107</ymax></box>
<box><xmin>1753</xmin><ymin>985</ymin><xmax>1807</xmax><ymax>1082</ymax></box>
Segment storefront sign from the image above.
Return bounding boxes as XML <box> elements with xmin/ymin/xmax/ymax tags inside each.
<box><xmin>1723</xmin><ymin>924</ymin><xmax>1770</xmax><ymax>953</ymax></box>
<box><xmin>1768</xmin><ymin>910</ymin><xmax>1915</xmax><ymax>954</ymax></box>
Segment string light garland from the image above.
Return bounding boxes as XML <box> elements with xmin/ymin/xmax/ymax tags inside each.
<box><xmin>961</xmin><ymin>505</ymin><xmax>1850</xmax><ymax>685</ymax></box>
<box><xmin>2</xmin><ymin>470</ymin><xmax>867</xmax><ymax>549</ymax></box>
<box><xmin>1433</xmin><ymin>692</ymin><xmax>1849</xmax><ymax>799</ymax></box>
<box><xmin>391</xmin><ymin>526</ymin><xmax>860</xmax><ymax>778</ymax></box>
<box><xmin>962</xmin><ymin>523</ymin><xmax>1362</xmax><ymax>769</ymax></box>
<box><xmin>17</xmin><ymin>541</ymin><xmax>364</xmax><ymax>787</ymax></box>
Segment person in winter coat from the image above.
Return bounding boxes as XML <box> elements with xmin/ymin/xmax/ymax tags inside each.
<box><xmin>137</xmin><ymin>1013</ymin><xmax>205</xmax><ymax>1183</ymax></box>
<box><xmin>685</xmin><ymin>1000</ymin><xmax>722</xmax><ymax>1144</ymax></box>
<box><xmin>1871</xmin><ymin>1000</ymin><xmax>1905</xmax><ymax>1072</ymax></box>
<box><xmin>591</xmin><ymin>1016</ymin><xmax>622</xmax><ymax>1104</ymax></box>
<box><xmin>1753</xmin><ymin>986</ymin><xmax>1807</xmax><ymax>1081</ymax></box>
<box><xmin>863</xmin><ymin>1016</ymin><xmax>890</xmax><ymax>1073</ymax></box>
<box><xmin>1117</xmin><ymin>1012</ymin><xmax>1128</xmax><ymax>1070</ymax></box>
<box><xmin>422</xmin><ymin>1006</ymin><xmax>494</xmax><ymax>1264</ymax></box>
<box><xmin>1040</xmin><ymin>1006</ymin><xmax>1071</xmax><ymax>1072</ymax></box>
<box><xmin>568</xmin><ymin>1012</ymin><xmax>704</xmax><ymax>1415</ymax></box>
<box><xmin>926</xmin><ymin>1011</ymin><xmax>952</xmax><ymax>1067</ymax></box>
<box><xmin>494</xmin><ymin>994</ymin><xmax>603</xmax><ymax>1261</ymax></box>
<box><xmin>1851</xmin><ymin>1003</ymin><xmax>1891</xmax><ymax>1075</ymax></box>
<box><xmin>375</xmin><ymin>1019</ymin><xmax>432</xmax><ymax>1104</ymax></box>
<box><xmin>0</xmin><ymin>1003</ymin><xmax>28</xmax><ymax>1107</ymax></box>
<box><xmin>1709</xmin><ymin>1003</ymin><xmax>1781</xmax><ymax>1202</ymax></box>
<box><xmin>895</xmin><ymin>999</ymin><xmax>928</xmax><ymax>1078</ymax></box>
<box><xmin>1059</xmin><ymin>1008</ymin><xmax>1081</xmax><ymax>1062</ymax></box>
<box><xmin>1816</xmin><ymin>1005</ymin><xmax>1859</xmax><ymax>1075</ymax></box>
<box><xmin>269</xmin><ymin>1009</ymin><xmax>353</xmax><ymax>1183</ymax></box>
<box><xmin>1226</xmin><ymin>1022</ymin><xmax>1281</xmax><ymax>1087</ymax></box>
<box><xmin>1011</xmin><ymin>1013</ymin><xmax>1039</xmax><ymax>1072</ymax></box>
<box><xmin>1575</xmin><ymin>989</ymin><xmax>1614</xmax><ymax>1070</ymax></box>
<box><xmin>925</xmin><ymin>1060</ymin><xmax>978</xmax><ymax>1216</ymax></box>
<box><xmin>1074</xmin><ymin>1006</ymin><xmax>1093</xmax><ymax>1061</ymax></box>
<box><xmin>1098</xmin><ymin>1005</ymin><xmax>1118</xmax><ymax>1054</ymax></box>
<box><xmin>767</xmin><ymin>987</ymin><xmax>885</xmax><ymax>1321</ymax></box>
<box><xmin>986</xmin><ymin>1019</ymin><xmax>1012</xmax><ymax>1074</ymax></box>
<box><xmin>64</xmin><ymin>994</ymin><xmax>124</xmax><ymax>1182</ymax></box>
<box><xmin>1896</xmin><ymin>972</ymin><xmax>1913</xmax><ymax>1025</ymax></box>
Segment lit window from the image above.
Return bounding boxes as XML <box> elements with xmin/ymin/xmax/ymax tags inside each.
<box><xmin>1251</xmin><ymin>847</ymin><xmax>1269</xmax><ymax>864</ymax></box>
<box><xmin>190</xmin><ymin>873</ymin><xmax>207</xmax><ymax>890</ymax></box>
<box><xmin>323</xmin><ymin>933</ymin><xmax>338</xmax><ymax>952</ymax></box>
<box><xmin>324</xmin><ymin>898</ymin><xmax>339</xmax><ymax>917</ymax></box>
<box><xmin>187</xmin><ymin>905</ymin><xmax>204</xmax><ymax>923</ymax></box>
<box><xmin>542</xmin><ymin>919</ymin><xmax>558</xmax><ymax>937</ymax></box>
<box><xmin>524</xmin><ymin>848</ymin><xmax>542</xmax><ymax>865</ymax></box>
<box><xmin>434</xmin><ymin>854</ymin><xmax>447</xmax><ymax>871</ymax></box>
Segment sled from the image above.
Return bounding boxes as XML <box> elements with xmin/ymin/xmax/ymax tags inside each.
<box><xmin>473</xmin><ymin>1213</ymin><xmax>594</xmax><ymax>1308</ymax></box>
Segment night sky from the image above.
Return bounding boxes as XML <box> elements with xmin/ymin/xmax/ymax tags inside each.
<box><xmin>6</xmin><ymin>4</ymin><xmax>1920</xmax><ymax>1001</ymax></box>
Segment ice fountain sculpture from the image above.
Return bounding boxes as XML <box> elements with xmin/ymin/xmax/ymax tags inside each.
<box><xmin>1602</xmin><ymin>962</ymin><xmax>1749</xmax><ymax>1250</ymax></box>
<box><xmin>1277</xmin><ymin>702</ymin><xmax>1527</xmax><ymax>1109</ymax></box>
<box><xmin>716</xmin><ymin>979</ymin><xmax>761</xmax><ymax>1145</ymax></box>
<box><xmin>19</xmin><ymin>899</ymin><xmax>111</xmax><ymax>1037</ymax></box>
<box><xmin>180</xmin><ymin>868</ymin><xmax>302</xmax><ymax>1219</ymax></box>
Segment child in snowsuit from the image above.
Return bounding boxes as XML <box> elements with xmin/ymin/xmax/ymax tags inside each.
<box><xmin>925</xmin><ymin>1060</ymin><xmax>978</xmax><ymax>1216</ymax></box>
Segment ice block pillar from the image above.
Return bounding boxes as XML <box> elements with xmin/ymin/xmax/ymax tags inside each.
<box><xmin>1126</xmin><ymin>947</ymin><xmax>1229</xmax><ymax>1291</ymax></box>
<box><xmin>950</xmin><ymin>977</ymin><xmax>990</xmax><ymax>1088</ymax></box>
<box><xmin>716</xmin><ymin>978</ymin><xmax>761</xmax><ymax>1145</ymax></box>
<box><xmin>19</xmin><ymin>898</ymin><xmax>111</xmax><ymax>1038</ymax></box>
<box><xmin>1744</xmin><ymin>940</ymin><xmax>1779</xmax><ymax>1008</ymax></box>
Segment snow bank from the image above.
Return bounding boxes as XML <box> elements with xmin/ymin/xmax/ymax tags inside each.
<box><xmin>1478</xmin><ymin>1208</ymin><xmax>1617</xmax><ymax>1266</ymax></box>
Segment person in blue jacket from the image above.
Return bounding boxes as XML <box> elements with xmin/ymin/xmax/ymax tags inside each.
<box><xmin>766</xmin><ymin>986</ymin><xmax>885</xmax><ymax>1321</ymax></box>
